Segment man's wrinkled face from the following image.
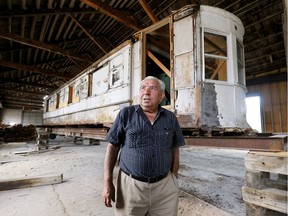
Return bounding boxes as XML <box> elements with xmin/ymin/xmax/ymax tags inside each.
<box><xmin>139</xmin><ymin>79</ymin><xmax>164</xmax><ymax>110</ymax></box>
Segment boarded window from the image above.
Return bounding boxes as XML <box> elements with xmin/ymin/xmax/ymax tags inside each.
<box><xmin>68</xmin><ymin>86</ymin><xmax>73</xmax><ymax>104</ymax></box>
<box><xmin>110</xmin><ymin>54</ymin><xmax>124</xmax><ymax>87</ymax></box>
<box><xmin>79</xmin><ymin>75</ymin><xmax>89</xmax><ymax>100</ymax></box>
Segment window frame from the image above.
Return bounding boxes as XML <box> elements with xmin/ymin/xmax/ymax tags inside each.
<box><xmin>202</xmin><ymin>28</ymin><xmax>229</xmax><ymax>83</ymax></box>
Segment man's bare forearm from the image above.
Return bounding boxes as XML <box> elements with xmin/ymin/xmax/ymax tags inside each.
<box><xmin>171</xmin><ymin>148</ymin><xmax>180</xmax><ymax>177</ymax></box>
<box><xmin>103</xmin><ymin>143</ymin><xmax>120</xmax><ymax>183</ymax></box>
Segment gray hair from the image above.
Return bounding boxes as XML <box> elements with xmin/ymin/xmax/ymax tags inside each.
<box><xmin>141</xmin><ymin>76</ymin><xmax>166</xmax><ymax>91</ymax></box>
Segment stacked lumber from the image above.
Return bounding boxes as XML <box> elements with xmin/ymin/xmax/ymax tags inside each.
<box><xmin>242</xmin><ymin>151</ymin><xmax>287</xmax><ymax>216</ymax></box>
<box><xmin>0</xmin><ymin>124</ymin><xmax>37</xmax><ymax>143</ymax></box>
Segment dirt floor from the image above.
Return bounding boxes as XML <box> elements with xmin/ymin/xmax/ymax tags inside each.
<box><xmin>0</xmin><ymin>136</ymin><xmax>248</xmax><ymax>216</ymax></box>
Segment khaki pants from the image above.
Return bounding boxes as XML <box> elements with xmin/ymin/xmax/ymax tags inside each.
<box><xmin>115</xmin><ymin>170</ymin><xmax>179</xmax><ymax>216</ymax></box>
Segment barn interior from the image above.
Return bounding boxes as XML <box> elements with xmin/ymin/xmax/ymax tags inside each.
<box><xmin>0</xmin><ymin>1</ymin><xmax>287</xmax><ymax>216</ymax></box>
<box><xmin>0</xmin><ymin>0</ymin><xmax>286</xmax><ymax>134</ymax></box>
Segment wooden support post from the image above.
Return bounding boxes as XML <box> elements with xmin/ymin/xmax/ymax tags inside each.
<box><xmin>36</xmin><ymin>129</ymin><xmax>49</xmax><ymax>150</ymax></box>
<box><xmin>242</xmin><ymin>186</ymin><xmax>287</xmax><ymax>214</ymax></box>
<box><xmin>242</xmin><ymin>151</ymin><xmax>288</xmax><ymax>215</ymax></box>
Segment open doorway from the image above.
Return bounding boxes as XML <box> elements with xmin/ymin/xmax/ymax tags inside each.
<box><xmin>245</xmin><ymin>96</ymin><xmax>262</xmax><ymax>132</ymax></box>
<box><xmin>141</xmin><ymin>21</ymin><xmax>171</xmax><ymax>106</ymax></box>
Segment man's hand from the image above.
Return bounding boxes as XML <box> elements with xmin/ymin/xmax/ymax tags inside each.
<box><xmin>102</xmin><ymin>182</ymin><xmax>115</xmax><ymax>207</ymax></box>
<box><xmin>102</xmin><ymin>143</ymin><xmax>120</xmax><ymax>207</ymax></box>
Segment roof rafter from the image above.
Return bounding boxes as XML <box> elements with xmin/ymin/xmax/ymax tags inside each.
<box><xmin>0</xmin><ymin>77</ymin><xmax>58</xmax><ymax>90</ymax></box>
<box><xmin>3</xmin><ymin>100</ymin><xmax>43</xmax><ymax>107</ymax></box>
<box><xmin>0</xmin><ymin>60</ymin><xmax>73</xmax><ymax>79</ymax></box>
<box><xmin>138</xmin><ymin>0</ymin><xmax>159</xmax><ymax>23</ymax></box>
<box><xmin>0</xmin><ymin>29</ymin><xmax>93</xmax><ymax>64</ymax></box>
<box><xmin>1</xmin><ymin>96</ymin><xmax>44</xmax><ymax>103</ymax></box>
<box><xmin>0</xmin><ymin>8</ymin><xmax>100</xmax><ymax>18</ymax></box>
<box><xmin>0</xmin><ymin>88</ymin><xmax>47</xmax><ymax>96</ymax></box>
<box><xmin>81</xmin><ymin>0</ymin><xmax>143</xmax><ymax>31</ymax></box>
<box><xmin>70</xmin><ymin>14</ymin><xmax>109</xmax><ymax>54</ymax></box>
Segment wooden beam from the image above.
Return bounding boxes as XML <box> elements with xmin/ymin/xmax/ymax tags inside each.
<box><xmin>246</xmin><ymin>71</ymin><xmax>287</xmax><ymax>86</ymax></box>
<box><xmin>147</xmin><ymin>50</ymin><xmax>171</xmax><ymax>77</ymax></box>
<box><xmin>210</xmin><ymin>59</ymin><xmax>226</xmax><ymax>80</ymax></box>
<box><xmin>0</xmin><ymin>77</ymin><xmax>58</xmax><ymax>90</ymax></box>
<box><xmin>70</xmin><ymin>14</ymin><xmax>109</xmax><ymax>54</ymax></box>
<box><xmin>147</xmin><ymin>35</ymin><xmax>170</xmax><ymax>55</ymax></box>
<box><xmin>0</xmin><ymin>88</ymin><xmax>47</xmax><ymax>96</ymax></box>
<box><xmin>0</xmin><ymin>174</ymin><xmax>63</xmax><ymax>191</ymax></box>
<box><xmin>184</xmin><ymin>135</ymin><xmax>287</xmax><ymax>151</ymax></box>
<box><xmin>204</xmin><ymin>36</ymin><xmax>227</xmax><ymax>56</ymax></box>
<box><xmin>138</xmin><ymin>0</ymin><xmax>159</xmax><ymax>23</ymax></box>
<box><xmin>81</xmin><ymin>0</ymin><xmax>143</xmax><ymax>31</ymax></box>
<box><xmin>4</xmin><ymin>100</ymin><xmax>43</xmax><ymax>107</ymax></box>
<box><xmin>0</xmin><ymin>60</ymin><xmax>73</xmax><ymax>79</ymax></box>
<box><xmin>242</xmin><ymin>186</ymin><xmax>287</xmax><ymax>214</ymax></box>
<box><xmin>51</xmin><ymin>127</ymin><xmax>108</xmax><ymax>140</ymax></box>
<box><xmin>244</xmin><ymin>151</ymin><xmax>287</xmax><ymax>175</ymax></box>
<box><xmin>3</xmin><ymin>104</ymin><xmax>43</xmax><ymax>110</ymax></box>
<box><xmin>0</xmin><ymin>29</ymin><xmax>93</xmax><ymax>63</ymax></box>
<box><xmin>3</xmin><ymin>96</ymin><xmax>44</xmax><ymax>103</ymax></box>
<box><xmin>0</xmin><ymin>8</ymin><xmax>99</xmax><ymax>18</ymax></box>
<box><xmin>245</xmin><ymin>11</ymin><xmax>283</xmax><ymax>29</ymax></box>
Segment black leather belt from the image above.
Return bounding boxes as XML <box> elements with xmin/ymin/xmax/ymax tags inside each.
<box><xmin>121</xmin><ymin>169</ymin><xmax>168</xmax><ymax>183</ymax></box>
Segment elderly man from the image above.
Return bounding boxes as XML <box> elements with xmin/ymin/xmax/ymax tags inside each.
<box><xmin>102</xmin><ymin>76</ymin><xmax>185</xmax><ymax>216</ymax></box>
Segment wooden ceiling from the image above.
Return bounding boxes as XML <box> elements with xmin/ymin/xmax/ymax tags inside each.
<box><xmin>0</xmin><ymin>0</ymin><xmax>286</xmax><ymax>110</ymax></box>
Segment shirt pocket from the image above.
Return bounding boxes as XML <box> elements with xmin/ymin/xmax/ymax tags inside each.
<box><xmin>126</xmin><ymin>127</ymin><xmax>150</xmax><ymax>148</ymax></box>
<box><xmin>160</xmin><ymin>127</ymin><xmax>174</xmax><ymax>149</ymax></box>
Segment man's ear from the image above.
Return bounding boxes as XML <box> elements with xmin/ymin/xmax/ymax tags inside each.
<box><xmin>160</xmin><ymin>91</ymin><xmax>165</xmax><ymax>101</ymax></box>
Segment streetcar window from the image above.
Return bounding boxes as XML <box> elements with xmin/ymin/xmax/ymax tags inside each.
<box><xmin>237</xmin><ymin>40</ymin><xmax>245</xmax><ymax>85</ymax></box>
<box><xmin>204</xmin><ymin>32</ymin><xmax>227</xmax><ymax>81</ymax></box>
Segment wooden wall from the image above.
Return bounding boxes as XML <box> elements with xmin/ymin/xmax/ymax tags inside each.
<box><xmin>247</xmin><ymin>81</ymin><xmax>287</xmax><ymax>133</ymax></box>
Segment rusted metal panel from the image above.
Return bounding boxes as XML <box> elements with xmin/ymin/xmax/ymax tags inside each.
<box><xmin>201</xmin><ymin>82</ymin><xmax>220</xmax><ymax>127</ymax></box>
<box><xmin>184</xmin><ymin>135</ymin><xmax>287</xmax><ymax>151</ymax></box>
<box><xmin>177</xmin><ymin>114</ymin><xmax>199</xmax><ymax>128</ymax></box>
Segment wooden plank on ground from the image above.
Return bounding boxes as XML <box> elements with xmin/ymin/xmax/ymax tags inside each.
<box><xmin>0</xmin><ymin>160</ymin><xmax>24</xmax><ymax>164</ymax></box>
<box><xmin>242</xmin><ymin>186</ymin><xmax>287</xmax><ymax>214</ymax></box>
<box><xmin>179</xmin><ymin>190</ymin><xmax>233</xmax><ymax>216</ymax></box>
<box><xmin>0</xmin><ymin>174</ymin><xmax>63</xmax><ymax>191</ymax></box>
<box><xmin>244</xmin><ymin>151</ymin><xmax>288</xmax><ymax>175</ymax></box>
<box><xmin>14</xmin><ymin>147</ymin><xmax>60</xmax><ymax>155</ymax></box>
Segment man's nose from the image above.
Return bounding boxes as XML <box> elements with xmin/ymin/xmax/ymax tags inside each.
<box><xmin>144</xmin><ymin>87</ymin><xmax>151</xmax><ymax>94</ymax></box>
